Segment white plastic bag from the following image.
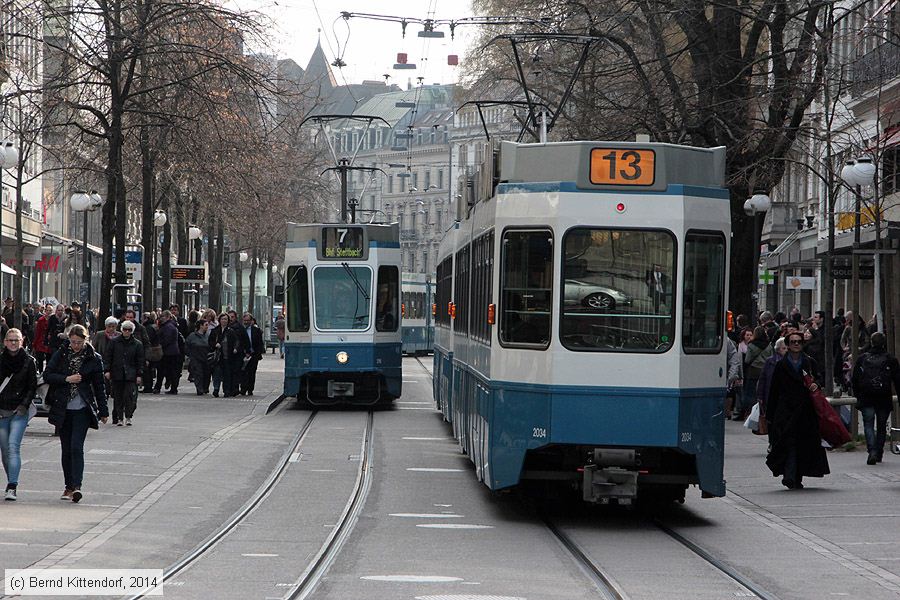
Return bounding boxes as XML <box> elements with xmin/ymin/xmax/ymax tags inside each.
<box><xmin>743</xmin><ymin>403</ymin><xmax>760</xmax><ymax>430</ymax></box>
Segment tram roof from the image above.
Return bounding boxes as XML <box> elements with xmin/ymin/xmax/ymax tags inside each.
<box><xmin>499</xmin><ymin>141</ymin><xmax>726</xmax><ymax>192</ymax></box>
<box><xmin>285</xmin><ymin>222</ymin><xmax>399</xmax><ymax>245</ymax></box>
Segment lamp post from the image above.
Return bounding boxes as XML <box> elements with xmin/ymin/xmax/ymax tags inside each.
<box><xmin>71</xmin><ymin>191</ymin><xmax>103</xmax><ymax>305</ymax></box>
<box><xmin>154</xmin><ymin>210</ymin><xmax>167</xmax><ymax>309</ymax></box>
<box><xmin>0</xmin><ymin>141</ymin><xmax>19</xmax><ymax>297</ymax></box>
<box><xmin>743</xmin><ymin>192</ymin><xmax>772</xmax><ymax>323</ymax></box>
<box><xmin>188</xmin><ymin>225</ymin><xmax>202</xmax><ymax>309</ymax></box>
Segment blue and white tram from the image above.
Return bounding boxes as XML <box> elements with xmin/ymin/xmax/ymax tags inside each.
<box><xmin>401</xmin><ymin>273</ymin><xmax>434</xmax><ymax>355</ymax></box>
<box><xmin>434</xmin><ymin>141</ymin><xmax>730</xmax><ymax>502</ymax></box>
<box><xmin>283</xmin><ymin>223</ymin><xmax>402</xmax><ymax>406</ymax></box>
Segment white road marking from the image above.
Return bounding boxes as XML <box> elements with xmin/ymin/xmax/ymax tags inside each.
<box><xmin>361</xmin><ymin>575</ymin><xmax>464</xmax><ymax>583</ymax></box>
<box><xmin>416</xmin><ymin>596</ymin><xmax>523</xmax><ymax>600</ymax></box>
<box><xmin>310</xmin><ymin>469</ymin><xmax>336</xmax><ymax>472</ymax></box>
<box><xmin>242</xmin><ymin>553</ymin><xmax>279</xmax><ymax>557</ymax></box>
<box><xmin>390</xmin><ymin>513</ymin><xmax>464</xmax><ymax>518</ymax></box>
<box><xmin>289</xmin><ymin>452</ymin><xmax>301</xmax><ymax>463</ymax></box>
<box><xmin>403</xmin><ymin>437</ymin><xmax>450</xmax><ymax>441</ymax></box>
<box><xmin>397</xmin><ymin>401</ymin><xmax>431</xmax><ymax>405</ymax></box>
<box><xmin>416</xmin><ymin>524</ymin><xmax>494</xmax><ymax>530</ymax></box>
<box><xmin>407</xmin><ymin>468</ymin><xmax>465</xmax><ymax>472</ymax></box>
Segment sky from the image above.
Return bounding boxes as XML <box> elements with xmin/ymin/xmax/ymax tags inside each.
<box><xmin>256</xmin><ymin>0</ymin><xmax>478</xmax><ymax>86</ymax></box>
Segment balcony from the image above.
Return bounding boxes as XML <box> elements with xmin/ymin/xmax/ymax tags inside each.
<box><xmin>851</xmin><ymin>43</ymin><xmax>900</xmax><ymax>97</ymax></box>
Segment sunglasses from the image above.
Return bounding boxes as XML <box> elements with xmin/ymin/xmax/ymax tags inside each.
<box><xmin>788</xmin><ymin>339</ymin><xmax>803</xmax><ymax>345</ymax></box>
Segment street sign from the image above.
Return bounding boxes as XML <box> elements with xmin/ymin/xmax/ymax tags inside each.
<box><xmin>833</xmin><ymin>265</ymin><xmax>874</xmax><ymax>279</ymax></box>
<box><xmin>112</xmin><ymin>248</ymin><xmax>143</xmax><ymax>281</ymax></box>
<box><xmin>170</xmin><ymin>265</ymin><xmax>207</xmax><ymax>283</ymax></box>
<box><xmin>785</xmin><ymin>276</ymin><xmax>817</xmax><ymax>290</ymax></box>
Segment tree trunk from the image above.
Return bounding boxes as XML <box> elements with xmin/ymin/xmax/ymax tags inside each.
<box><xmin>114</xmin><ymin>124</ymin><xmax>128</xmax><ymax>313</ymax></box>
<box><xmin>728</xmin><ymin>188</ymin><xmax>756</xmax><ymax>322</ymax></box>
<box><xmin>175</xmin><ymin>192</ymin><xmax>188</xmax><ymax>309</ymax></box>
<box><xmin>100</xmin><ymin>122</ymin><xmax>119</xmax><ymax>320</ymax></box>
<box><xmin>140</xmin><ymin>123</ymin><xmax>155</xmax><ymax>316</ymax></box>
<box><xmin>248</xmin><ymin>246</ymin><xmax>258</xmax><ymax>317</ymax></box>
<box><xmin>235</xmin><ymin>237</ymin><xmax>243</xmax><ymax>315</ymax></box>
<box><xmin>12</xmin><ymin>156</ymin><xmax>25</xmax><ymax>330</ymax></box>
<box><xmin>208</xmin><ymin>216</ymin><xmax>222</xmax><ymax>312</ymax></box>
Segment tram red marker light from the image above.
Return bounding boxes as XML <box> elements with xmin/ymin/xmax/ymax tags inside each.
<box><xmin>616</xmin><ymin>202</ymin><xmax>626</xmax><ymax>213</ymax></box>
<box><xmin>401</xmin><ymin>303</ymin><xmax>406</xmax><ymax>317</ymax></box>
<box><xmin>576</xmin><ymin>468</ymin><xmax>585</xmax><ymax>473</ymax></box>
<box><xmin>448</xmin><ymin>302</ymin><xmax>453</xmax><ymax>317</ymax></box>
<box><xmin>432</xmin><ymin>303</ymin><xmax>437</xmax><ymax>316</ymax></box>
<box><xmin>450</xmin><ymin>303</ymin><xmax>457</xmax><ymax>319</ymax></box>
<box><xmin>639</xmin><ymin>470</ymin><xmax>649</xmax><ymax>474</ymax></box>
<box><xmin>487</xmin><ymin>303</ymin><xmax>495</xmax><ymax>325</ymax></box>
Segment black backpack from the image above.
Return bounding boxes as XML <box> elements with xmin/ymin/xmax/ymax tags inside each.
<box><xmin>857</xmin><ymin>353</ymin><xmax>891</xmax><ymax>395</ymax></box>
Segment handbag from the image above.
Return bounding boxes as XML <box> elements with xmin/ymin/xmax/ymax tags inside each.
<box><xmin>804</xmin><ymin>371</ymin><xmax>851</xmax><ymax>447</ymax></box>
<box><xmin>743</xmin><ymin>403</ymin><xmax>760</xmax><ymax>430</ymax></box>
<box><xmin>147</xmin><ymin>344</ymin><xmax>163</xmax><ymax>362</ymax></box>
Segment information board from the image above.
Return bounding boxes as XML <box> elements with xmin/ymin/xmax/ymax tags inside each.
<box><xmin>170</xmin><ymin>265</ymin><xmax>207</xmax><ymax>283</ymax></box>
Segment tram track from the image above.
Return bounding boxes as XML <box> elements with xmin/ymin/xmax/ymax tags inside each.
<box><xmin>542</xmin><ymin>515</ymin><xmax>628</xmax><ymax>600</ymax></box>
<box><xmin>650</xmin><ymin>517</ymin><xmax>779</xmax><ymax>600</ymax></box>
<box><xmin>127</xmin><ymin>410</ymin><xmax>320</xmax><ymax>599</ymax></box>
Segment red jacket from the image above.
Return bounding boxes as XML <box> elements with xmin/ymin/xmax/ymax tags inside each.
<box><xmin>32</xmin><ymin>315</ymin><xmax>50</xmax><ymax>353</ymax></box>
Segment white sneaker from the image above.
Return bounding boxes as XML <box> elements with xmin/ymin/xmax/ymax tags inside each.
<box><xmin>4</xmin><ymin>488</ymin><xmax>16</xmax><ymax>501</ymax></box>
<box><xmin>125</xmin><ymin>418</ymin><xmax>132</xmax><ymax>426</ymax></box>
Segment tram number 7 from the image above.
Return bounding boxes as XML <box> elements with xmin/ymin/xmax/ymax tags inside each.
<box><xmin>589</xmin><ymin>148</ymin><xmax>656</xmax><ymax>186</ymax></box>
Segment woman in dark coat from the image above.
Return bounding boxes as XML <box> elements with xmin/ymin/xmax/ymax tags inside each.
<box><xmin>208</xmin><ymin>314</ymin><xmax>237</xmax><ymax>397</ymax></box>
<box><xmin>0</xmin><ymin>328</ymin><xmax>38</xmax><ymax>500</ymax></box>
<box><xmin>765</xmin><ymin>331</ymin><xmax>829</xmax><ymax>489</ymax></box>
<box><xmin>44</xmin><ymin>325</ymin><xmax>109</xmax><ymax>503</ymax></box>
<box><xmin>186</xmin><ymin>320</ymin><xmax>211</xmax><ymax>395</ymax></box>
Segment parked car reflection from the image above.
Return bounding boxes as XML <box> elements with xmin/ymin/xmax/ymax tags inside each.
<box><xmin>563</xmin><ymin>279</ymin><xmax>633</xmax><ymax>311</ymax></box>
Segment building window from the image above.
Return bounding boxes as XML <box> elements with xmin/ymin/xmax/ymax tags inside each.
<box><xmin>438</xmin><ymin>170</ymin><xmax>444</xmax><ymax>189</ymax></box>
<box><xmin>425</xmin><ymin>170</ymin><xmax>431</xmax><ymax>189</ymax></box>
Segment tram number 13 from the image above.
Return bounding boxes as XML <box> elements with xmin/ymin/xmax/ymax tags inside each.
<box><xmin>589</xmin><ymin>148</ymin><xmax>656</xmax><ymax>186</ymax></box>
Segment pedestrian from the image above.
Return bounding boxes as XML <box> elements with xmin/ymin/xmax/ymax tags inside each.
<box><xmin>851</xmin><ymin>332</ymin><xmax>900</xmax><ymax>465</ymax></box>
<box><xmin>154</xmin><ymin>311</ymin><xmax>182</xmax><ymax>395</ymax></box>
<box><xmin>104</xmin><ymin>320</ymin><xmax>144</xmax><ymax>426</ymax></box>
<box><xmin>46</xmin><ymin>303</ymin><xmax>67</xmax><ymax>355</ymax></box>
<box><xmin>208</xmin><ymin>313</ymin><xmax>236</xmax><ymax>397</ymax></box>
<box><xmin>32</xmin><ymin>304</ymin><xmax>52</xmax><ymax>372</ymax></box>
<box><xmin>765</xmin><ymin>331</ymin><xmax>829</xmax><ymax>490</ymax></box>
<box><xmin>142</xmin><ymin>312</ymin><xmax>160</xmax><ymax>393</ymax></box>
<box><xmin>65</xmin><ymin>302</ymin><xmax>86</xmax><ymax>332</ymax></box>
<box><xmin>739</xmin><ymin>326</ymin><xmax>773</xmax><ymax>420</ymax></box>
<box><xmin>726</xmin><ymin>338</ymin><xmax>742</xmax><ymax>420</ymax></box>
<box><xmin>186</xmin><ymin>320</ymin><xmax>211</xmax><ymax>395</ymax></box>
<box><xmin>91</xmin><ymin>316</ymin><xmax>120</xmax><ymax>360</ymax></box>
<box><xmin>755</xmin><ymin>337</ymin><xmax>787</xmax><ymax>436</ymax></box>
<box><xmin>170</xmin><ymin>304</ymin><xmax>189</xmax><ymax>338</ymax></box>
<box><xmin>760</xmin><ymin>311</ymin><xmax>778</xmax><ymax>346</ymax></box>
<box><xmin>44</xmin><ymin>325</ymin><xmax>109</xmax><ymax>503</ymax></box>
<box><xmin>275</xmin><ymin>311</ymin><xmax>285</xmax><ymax>359</ymax></box>
<box><xmin>239</xmin><ymin>312</ymin><xmax>264</xmax><ymax>395</ymax></box>
<box><xmin>0</xmin><ymin>328</ymin><xmax>38</xmax><ymax>500</ymax></box>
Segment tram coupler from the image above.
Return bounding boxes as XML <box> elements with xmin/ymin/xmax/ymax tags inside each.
<box><xmin>582</xmin><ymin>449</ymin><xmax>639</xmax><ymax>503</ymax></box>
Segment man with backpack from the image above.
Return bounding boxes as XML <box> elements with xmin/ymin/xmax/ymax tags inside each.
<box><xmin>851</xmin><ymin>332</ymin><xmax>900</xmax><ymax>465</ymax></box>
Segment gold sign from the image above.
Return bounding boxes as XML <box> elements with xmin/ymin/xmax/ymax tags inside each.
<box><xmin>590</xmin><ymin>148</ymin><xmax>656</xmax><ymax>186</ymax></box>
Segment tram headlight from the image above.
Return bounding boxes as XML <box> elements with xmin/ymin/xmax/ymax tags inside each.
<box><xmin>336</xmin><ymin>351</ymin><xmax>349</xmax><ymax>364</ymax></box>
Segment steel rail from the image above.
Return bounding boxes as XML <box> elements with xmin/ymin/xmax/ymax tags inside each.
<box><xmin>287</xmin><ymin>411</ymin><xmax>376</xmax><ymax>600</ymax></box>
<box><xmin>127</xmin><ymin>410</ymin><xmax>319</xmax><ymax>599</ymax></box>
<box><xmin>542</xmin><ymin>517</ymin><xmax>628</xmax><ymax>600</ymax></box>
<box><xmin>652</xmin><ymin>518</ymin><xmax>778</xmax><ymax>600</ymax></box>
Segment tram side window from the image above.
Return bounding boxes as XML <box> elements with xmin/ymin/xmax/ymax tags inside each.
<box><xmin>682</xmin><ymin>232</ymin><xmax>726</xmax><ymax>353</ymax></box>
<box><xmin>376</xmin><ymin>266</ymin><xmax>400</xmax><ymax>331</ymax></box>
<box><xmin>286</xmin><ymin>265</ymin><xmax>310</xmax><ymax>332</ymax></box>
<box><xmin>560</xmin><ymin>228</ymin><xmax>675</xmax><ymax>353</ymax></box>
<box><xmin>500</xmin><ymin>230</ymin><xmax>552</xmax><ymax>347</ymax></box>
<box><xmin>471</xmin><ymin>231</ymin><xmax>494</xmax><ymax>344</ymax></box>
<box><xmin>455</xmin><ymin>245</ymin><xmax>471</xmax><ymax>335</ymax></box>
<box><xmin>436</xmin><ymin>257</ymin><xmax>453</xmax><ymax>327</ymax></box>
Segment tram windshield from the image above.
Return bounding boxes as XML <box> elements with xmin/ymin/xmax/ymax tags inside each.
<box><xmin>313</xmin><ymin>266</ymin><xmax>372</xmax><ymax>330</ymax></box>
<box><xmin>560</xmin><ymin>228</ymin><xmax>675</xmax><ymax>352</ymax></box>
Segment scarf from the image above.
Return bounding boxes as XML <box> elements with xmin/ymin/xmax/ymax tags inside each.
<box><xmin>1</xmin><ymin>349</ymin><xmax>27</xmax><ymax>377</ymax></box>
<box><xmin>67</xmin><ymin>349</ymin><xmax>86</xmax><ymax>400</ymax></box>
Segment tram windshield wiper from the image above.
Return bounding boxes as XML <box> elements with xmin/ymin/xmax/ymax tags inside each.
<box><xmin>341</xmin><ymin>262</ymin><xmax>370</xmax><ymax>301</ymax></box>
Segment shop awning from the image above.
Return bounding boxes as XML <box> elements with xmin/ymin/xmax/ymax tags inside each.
<box><xmin>42</xmin><ymin>230</ymin><xmax>74</xmax><ymax>246</ymax></box>
<box><xmin>2</xmin><ymin>263</ymin><xmax>17</xmax><ymax>275</ymax></box>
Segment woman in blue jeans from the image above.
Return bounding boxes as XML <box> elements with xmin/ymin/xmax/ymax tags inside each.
<box><xmin>0</xmin><ymin>328</ymin><xmax>37</xmax><ymax>501</ymax></box>
<box><xmin>44</xmin><ymin>325</ymin><xmax>108</xmax><ymax>503</ymax></box>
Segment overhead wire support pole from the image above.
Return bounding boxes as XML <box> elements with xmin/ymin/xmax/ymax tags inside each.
<box><xmin>509</xmin><ymin>39</ymin><xmax>540</xmax><ymax>140</ymax></box>
<box><xmin>547</xmin><ymin>40</ymin><xmax>595</xmax><ymax>132</ymax></box>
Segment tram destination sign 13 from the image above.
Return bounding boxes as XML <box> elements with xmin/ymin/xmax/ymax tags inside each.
<box><xmin>589</xmin><ymin>148</ymin><xmax>656</xmax><ymax>186</ymax></box>
<box><xmin>170</xmin><ymin>265</ymin><xmax>207</xmax><ymax>284</ymax></box>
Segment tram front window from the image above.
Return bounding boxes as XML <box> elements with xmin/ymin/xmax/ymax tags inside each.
<box><xmin>561</xmin><ymin>228</ymin><xmax>675</xmax><ymax>352</ymax></box>
<box><xmin>313</xmin><ymin>266</ymin><xmax>372</xmax><ymax>330</ymax></box>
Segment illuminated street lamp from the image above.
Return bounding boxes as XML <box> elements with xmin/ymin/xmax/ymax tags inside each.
<box><xmin>71</xmin><ymin>191</ymin><xmax>103</xmax><ymax>304</ymax></box>
<box><xmin>743</xmin><ymin>192</ymin><xmax>771</xmax><ymax>322</ymax></box>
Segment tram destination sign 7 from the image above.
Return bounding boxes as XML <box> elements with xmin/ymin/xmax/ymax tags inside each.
<box><xmin>170</xmin><ymin>265</ymin><xmax>207</xmax><ymax>283</ymax></box>
<box><xmin>589</xmin><ymin>148</ymin><xmax>656</xmax><ymax>186</ymax></box>
<box><xmin>320</xmin><ymin>226</ymin><xmax>367</xmax><ymax>260</ymax></box>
